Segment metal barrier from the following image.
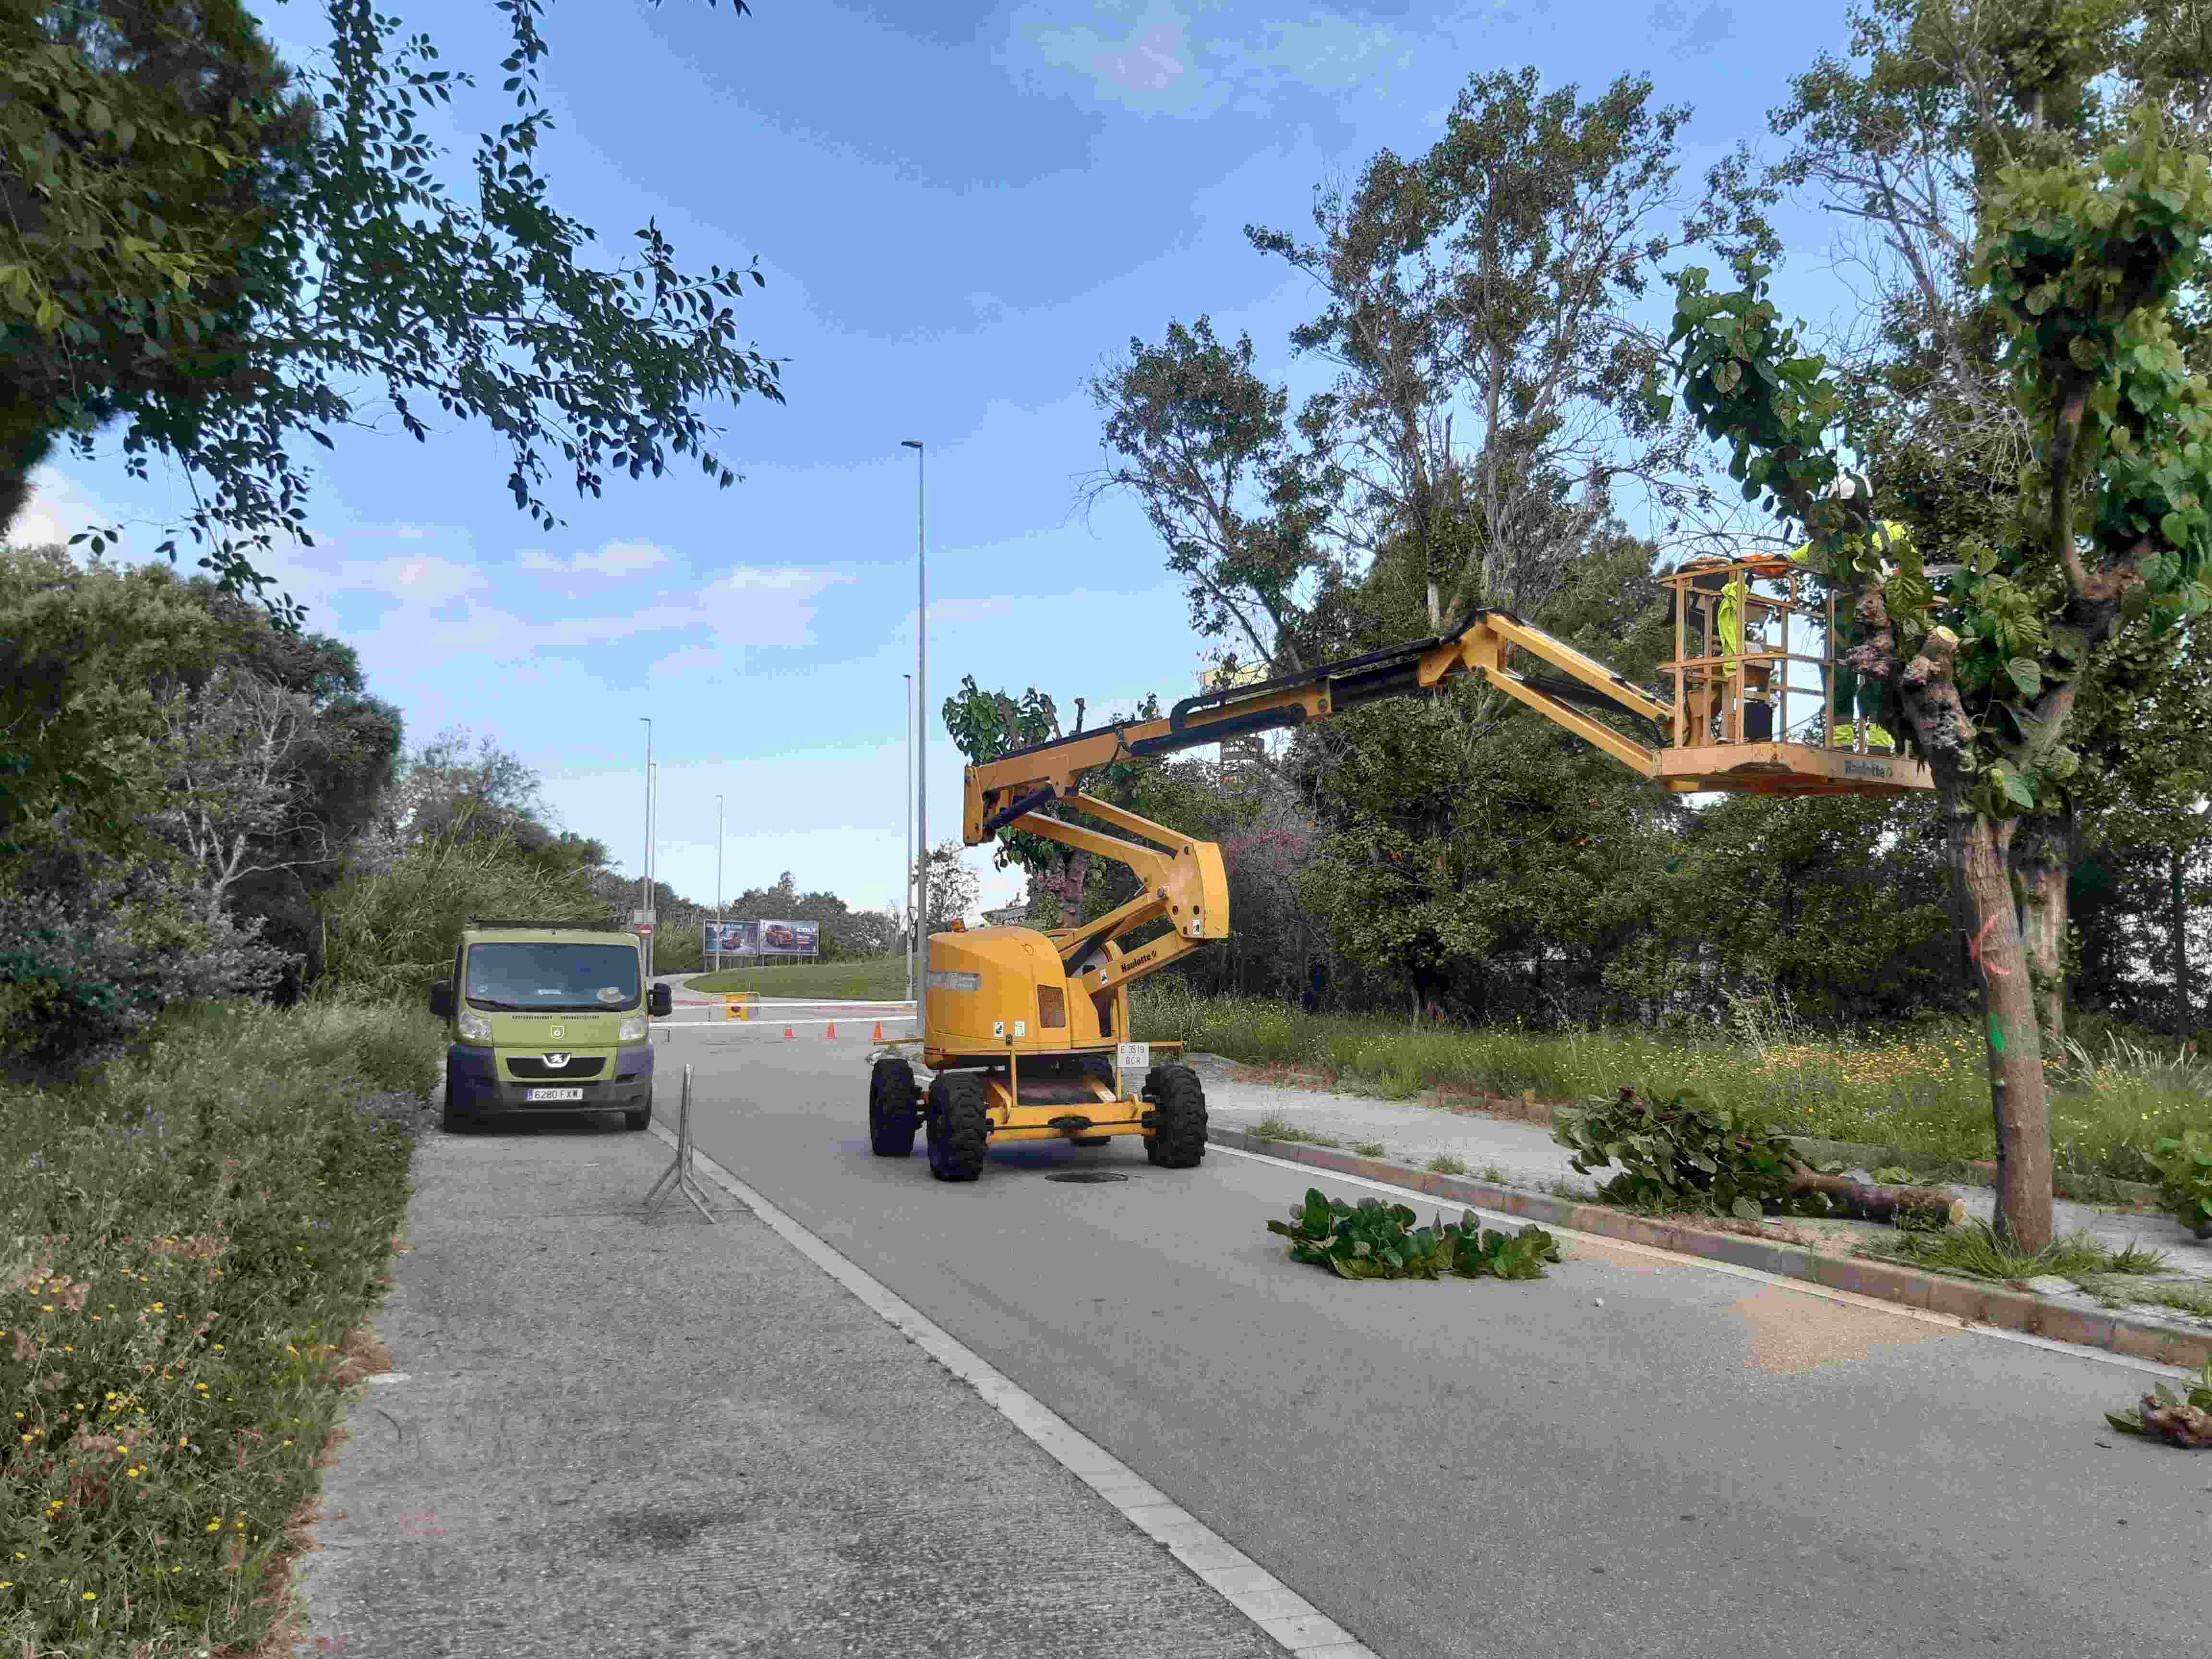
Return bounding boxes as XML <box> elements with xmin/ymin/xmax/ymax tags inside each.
<box><xmin>641</xmin><ymin>1062</ymin><xmax>715</xmax><ymax>1222</ymax></box>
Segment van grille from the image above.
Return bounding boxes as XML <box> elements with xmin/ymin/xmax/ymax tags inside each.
<box><xmin>506</xmin><ymin>1056</ymin><xmax>607</xmax><ymax>1080</ymax></box>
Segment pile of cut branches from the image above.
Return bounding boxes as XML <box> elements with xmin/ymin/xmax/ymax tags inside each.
<box><xmin>1267</xmin><ymin>1189</ymin><xmax>1561</xmax><ymax>1281</ymax></box>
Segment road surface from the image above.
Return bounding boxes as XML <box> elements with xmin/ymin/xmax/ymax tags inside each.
<box><xmin>643</xmin><ymin>1012</ymin><xmax>2206</xmax><ymax>1659</ymax></box>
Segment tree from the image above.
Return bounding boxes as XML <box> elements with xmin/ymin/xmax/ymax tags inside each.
<box><xmin>1658</xmin><ymin>107</ymin><xmax>2212</xmax><ymax>1250</ymax></box>
<box><xmin>1084</xmin><ymin>318</ymin><xmax>1329</xmax><ymax>671</ymax></box>
<box><xmin>1245</xmin><ymin>68</ymin><xmax>1768</xmax><ymax>637</ymax></box>
<box><xmin>918</xmin><ymin>840</ymin><xmax>979</xmax><ymax>934</ymax></box>
<box><xmin>942</xmin><ymin>675</ymin><xmax>1166</xmax><ymax>928</ymax></box>
<box><xmin>1755</xmin><ymin>0</ymin><xmax>2212</xmax><ymax>1045</ymax></box>
<box><xmin>3</xmin><ymin>0</ymin><xmax>778</xmax><ymax>620</ymax></box>
<box><xmin>152</xmin><ymin>668</ymin><xmax>325</xmax><ymax>928</ymax></box>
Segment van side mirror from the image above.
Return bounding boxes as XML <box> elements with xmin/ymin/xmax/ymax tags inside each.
<box><xmin>648</xmin><ymin>984</ymin><xmax>672</xmax><ymax>1018</ymax></box>
<box><xmin>429</xmin><ymin>982</ymin><xmax>454</xmax><ymax>1019</ymax></box>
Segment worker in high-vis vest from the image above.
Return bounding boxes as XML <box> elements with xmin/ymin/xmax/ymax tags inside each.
<box><xmin>1787</xmin><ymin>520</ymin><xmax>1907</xmax><ymax>748</ymax></box>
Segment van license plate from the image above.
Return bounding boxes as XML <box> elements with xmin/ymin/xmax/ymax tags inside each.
<box><xmin>525</xmin><ymin>1087</ymin><xmax>584</xmax><ymax>1102</ymax></box>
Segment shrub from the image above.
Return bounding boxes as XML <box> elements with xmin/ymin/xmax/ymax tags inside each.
<box><xmin>1552</xmin><ymin>1087</ymin><xmax>1799</xmax><ymax>1220</ymax></box>
<box><xmin>0</xmin><ymin>997</ymin><xmax>440</xmax><ymax>1654</ymax></box>
<box><xmin>1266</xmin><ymin>1188</ymin><xmax>1562</xmax><ymax>1281</ymax></box>
<box><xmin>0</xmin><ymin>878</ymin><xmax>290</xmax><ymax>1072</ymax></box>
<box><xmin>2150</xmin><ymin>1129</ymin><xmax>2212</xmax><ymax>1240</ymax></box>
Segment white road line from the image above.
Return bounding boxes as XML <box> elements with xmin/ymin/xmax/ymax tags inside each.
<box><xmin>1214</xmin><ymin>1142</ymin><xmax>2198</xmax><ymax>1382</ymax></box>
<box><xmin>652</xmin><ymin>1124</ymin><xmax>1382</xmax><ymax>1659</ymax></box>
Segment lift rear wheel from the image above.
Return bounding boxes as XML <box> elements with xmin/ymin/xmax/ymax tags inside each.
<box><xmin>1142</xmin><ymin>1064</ymin><xmax>1206</xmax><ymax>1168</ymax></box>
<box><xmin>869</xmin><ymin>1057</ymin><xmax>918</xmax><ymax>1156</ymax></box>
<box><xmin>926</xmin><ymin>1071</ymin><xmax>990</xmax><ymax>1182</ymax></box>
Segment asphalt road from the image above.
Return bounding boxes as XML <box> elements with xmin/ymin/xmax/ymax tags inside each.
<box><xmin>654</xmin><ymin>1016</ymin><xmax>2210</xmax><ymax>1659</ymax></box>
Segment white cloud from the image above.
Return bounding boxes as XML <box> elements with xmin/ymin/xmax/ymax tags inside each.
<box><xmin>1003</xmin><ymin>2</ymin><xmax>1464</xmax><ymax>120</ymax></box>
<box><xmin>1041</xmin><ymin>0</ymin><xmax>1196</xmax><ymax>104</ymax></box>
<box><xmin>519</xmin><ymin>538</ymin><xmax>672</xmax><ymax>577</ymax></box>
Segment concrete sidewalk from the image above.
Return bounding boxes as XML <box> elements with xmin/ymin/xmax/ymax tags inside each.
<box><xmin>287</xmin><ymin>1110</ymin><xmax>1280</xmax><ymax>1659</ymax></box>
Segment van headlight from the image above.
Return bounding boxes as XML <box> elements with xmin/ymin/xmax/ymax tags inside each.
<box><xmin>617</xmin><ymin>1015</ymin><xmax>647</xmax><ymax>1044</ymax></box>
<box><xmin>457</xmin><ymin>1010</ymin><xmax>493</xmax><ymax>1045</ymax></box>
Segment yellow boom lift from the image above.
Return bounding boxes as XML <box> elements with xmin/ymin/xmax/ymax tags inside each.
<box><xmin>868</xmin><ymin>556</ymin><xmax>1932</xmax><ymax>1180</ymax></box>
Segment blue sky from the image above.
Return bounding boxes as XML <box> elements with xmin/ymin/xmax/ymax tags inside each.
<box><xmin>22</xmin><ymin>0</ymin><xmax>1871</xmax><ymax>919</ymax></box>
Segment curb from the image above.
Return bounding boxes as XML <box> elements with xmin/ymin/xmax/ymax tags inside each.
<box><xmin>1243</xmin><ymin>1078</ymin><xmax>2165</xmax><ymax>1211</ymax></box>
<box><xmin>1209</xmin><ymin>1127</ymin><xmax>2212</xmax><ymax>1373</ymax></box>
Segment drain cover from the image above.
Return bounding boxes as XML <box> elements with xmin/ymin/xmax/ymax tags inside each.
<box><xmin>1046</xmin><ymin>1171</ymin><xmax>1130</xmax><ymax>1184</ymax></box>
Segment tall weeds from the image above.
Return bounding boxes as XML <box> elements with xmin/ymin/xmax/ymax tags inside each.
<box><xmin>1131</xmin><ymin>980</ymin><xmax>2204</xmax><ymax>1180</ymax></box>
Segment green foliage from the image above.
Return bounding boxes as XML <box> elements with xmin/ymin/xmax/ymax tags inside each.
<box><xmin>1248</xmin><ymin>1117</ymin><xmax>1340</xmax><ymax>1148</ymax></box>
<box><xmin>315</xmin><ymin>830</ymin><xmax>600</xmax><ymax>997</ymax></box>
<box><xmin>1863</xmin><ymin>1218</ymin><xmax>2151</xmax><ymax>1283</ymax></box>
<box><xmin>1265</xmin><ymin>1187</ymin><xmax>1562</xmax><ymax>1282</ymax></box>
<box><xmin>2105</xmin><ymin>1357</ymin><xmax>2212</xmax><ymax>1449</ymax></box>
<box><xmin>1665</xmin><ymin>109</ymin><xmax>2212</xmax><ymax>818</ymax></box>
<box><xmin>2148</xmin><ymin>1128</ymin><xmax>2212</xmax><ymax>1236</ymax></box>
<box><xmin>1552</xmin><ymin>1087</ymin><xmax>1800</xmax><ymax>1219</ymax></box>
<box><xmin>684</xmin><ymin>958</ymin><xmax>908</xmax><ymax>1000</ymax></box>
<box><xmin>0</xmin><ymin>997</ymin><xmax>438</xmax><ymax>1652</ymax></box>
<box><xmin>3</xmin><ymin>0</ymin><xmax>779</xmax><ymax>616</ymax></box>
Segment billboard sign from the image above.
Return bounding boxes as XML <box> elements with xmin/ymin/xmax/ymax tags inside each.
<box><xmin>758</xmin><ymin>919</ymin><xmax>818</xmax><ymax>957</ymax></box>
<box><xmin>704</xmin><ymin>921</ymin><xmax>756</xmax><ymax>957</ymax></box>
<box><xmin>702</xmin><ymin>920</ymin><xmax>818</xmax><ymax>958</ymax></box>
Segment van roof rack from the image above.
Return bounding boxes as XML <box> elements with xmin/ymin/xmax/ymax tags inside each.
<box><xmin>466</xmin><ymin>918</ymin><xmax>610</xmax><ymax>930</ymax></box>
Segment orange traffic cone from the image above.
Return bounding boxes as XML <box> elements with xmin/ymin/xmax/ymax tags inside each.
<box><xmin>782</xmin><ymin>1026</ymin><xmax>794</xmax><ymax>1040</ymax></box>
<box><xmin>871</xmin><ymin>1022</ymin><xmax>884</xmax><ymax>1041</ymax></box>
<box><xmin>825</xmin><ymin>1022</ymin><xmax>836</xmax><ymax>1039</ymax></box>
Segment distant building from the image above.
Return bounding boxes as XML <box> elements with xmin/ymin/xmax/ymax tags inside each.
<box><xmin>982</xmin><ymin>901</ymin><xmax>1030</xmax><ymax>928</ymax></box>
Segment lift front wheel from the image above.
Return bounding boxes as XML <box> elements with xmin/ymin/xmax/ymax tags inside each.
<box><xmin>1143</xmin><ymin>1064</ymin><xmax>1207</xmax><ymax>1168</ymax></box>
<box><xmin>926</xmin><ymin>1072</ymin><xmax>991</xmax><ymax>1182</ymax></box>
<box><xmin>869</xmin><ymin>1057</ymin><xmax>918</xmax><ymax>1156</ymax></box>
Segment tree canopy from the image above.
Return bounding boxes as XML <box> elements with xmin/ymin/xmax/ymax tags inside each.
<box><xmin>1</xmin><ymin>0</ymin><xmax>778</xmax><ymax>622</ymax></box>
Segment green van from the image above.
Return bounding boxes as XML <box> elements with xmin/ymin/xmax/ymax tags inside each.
<box><xmin>428</xmin><ymin>919</ymin><xmax>673</xmax><ymax>1133</ymax></box>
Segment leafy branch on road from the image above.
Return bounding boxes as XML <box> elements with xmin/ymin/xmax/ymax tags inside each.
<box><xmin>2106</xmin><ymin>1357</ymin><xmax>2212</xmax><ymax>1449</ymax></box>
<box><xmin>1266</xmin><ymin>1188</ymin><xmax>1562</xmax><ymax>1282</ymax></box>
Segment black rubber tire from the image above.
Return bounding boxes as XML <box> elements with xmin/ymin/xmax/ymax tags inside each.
<box><xmin>1142</xmin><ymin>1064</ymin><xmax>1207</xmax><ymax>1168</ymax></box>
<box><xmin>1075</xmin><ymin>1052</ymin><xmax>1117</xmax><ymax>1090</ymax></box>
<box><xmin>869</xmin><ymin>1058</ymin><xmax>919</xmax><ymax>1156</ymax></box>
<box><xmin>926</xmin><ymin>1071</ymin><xmax>991</xmax><ymax>1182</ymax></box>
<box><xmin>623</xmin><ymin>1092</ymin><xmax>652</xmax><ymax>1132</ymax></box>
<box><xmin>1070</xmin><ymin>1136</ymin><xmax>1112</xmax><ymax>1147</ymax></box>
<box><xmin>441</xmin><ymin>1058</ymin><xmax>476</xmax><ymax>1134</ymax></box>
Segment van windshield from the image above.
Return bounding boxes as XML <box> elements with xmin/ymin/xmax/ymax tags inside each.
<box><xmin>464</xmin><ymin>943</ymin><xmax>642</xmax><ymax>1012</ymax></box>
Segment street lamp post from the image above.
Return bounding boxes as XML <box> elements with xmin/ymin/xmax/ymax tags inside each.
<box><xmin>715</xmin><ymin>792</ymin><xmax>724</xmax><ymax>974</ymax></box>
<box><xmin>647</xmin><ymin>758</ymin><xmax>659</xmax><ymax>980</ymax></box>
<box><xmin>638</xmin><ymin>717</ymin><xmax>652</xmax><ymax>971</ymax></box>
<box><xmin>902</xmin><ymin>438</ymin><xmax>925</xmax><ymax>948</ymax></box>
<box><xmin>904</xmin><ymin>672</ymin><xmax>915</xmax><ymax>1001</ymax></box>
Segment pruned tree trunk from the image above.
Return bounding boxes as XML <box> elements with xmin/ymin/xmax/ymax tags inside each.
<box><xmin>1951</xmin><ymin>807</ymin><xmax>2055</xmax><ymax>1252</ymax></box>
<box><xmin>1784</xmin><ymin>1162</ymin><xmax>1966</xmax><ymax>1227</ymax></box>
<box><xmin>2011</xmin><ymin>806</ymin><xmax>2072</xmax><ymax>1047</ymax></box>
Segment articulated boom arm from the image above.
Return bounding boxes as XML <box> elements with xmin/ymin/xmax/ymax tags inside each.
<box><xmin>1009</xmin><ymin>793</ymin><xmax>1229</xmax><ymax>997</ymax></box>
<box><xmin>956</xmin><ymin>612</ymin><xmax>1670</xmax><ymax>996</ymax></box>
<box><xmin>960</xmin><ymin>610</ymin><xmax>1668</xmax><ymax>845</ymax></box>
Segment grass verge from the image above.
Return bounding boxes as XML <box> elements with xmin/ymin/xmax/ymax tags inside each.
<box><xmin>1248</xmin><ymin>1117</ymin><xmax>1341</xmax><ymax>1149</ymax></box>
<box><xmin>0</xmin><ymin>996</ymin><xmax>440</xmax><ymax>1657</ymax></box>
<box><xmin>1859</xmin><ymin>1220</ymin><xmax>2171</xmax><ymax>1284</ymax></box>
<box><xmin>684</xmin><ymin>958</ymin><xmax>909</xmax><ymax>1000</ymax></box>
<box><xmin>1132</xmin><ymin>981</ymin><xmax>2199</xmax><ymax>1183</ymax></box>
